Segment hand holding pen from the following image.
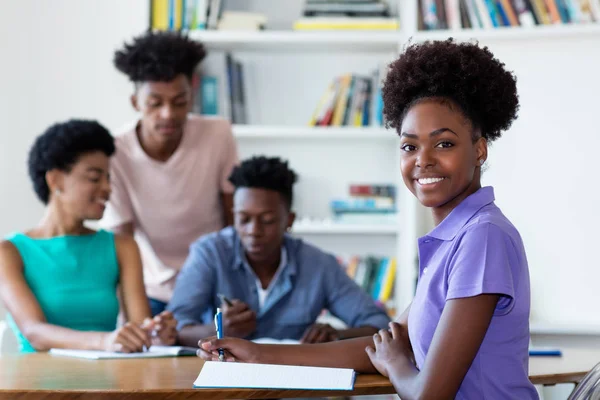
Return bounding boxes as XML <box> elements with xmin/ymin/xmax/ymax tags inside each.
<box><xmin>217</xmin><ymin>293</ymin><xmax>257</xmax><ymax>338</ymax></box>
<box><xmin>141</xmin><ymin>310</ymin><xmax>178</xmax><ymax>346</ymax></box>
<box><xmin>214</xmin><ymin>308</ymin><xmax>225</xmax><ymax>361</ymax></box>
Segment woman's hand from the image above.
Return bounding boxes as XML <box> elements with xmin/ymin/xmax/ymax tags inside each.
<box><xmin>143</xmin><ymin>311</ymin><xmax>178</xmax><ymax>346</ymax></box>
<box><xmin>197</xmin><ymin>336</ymin><xmax>261</xmax><ymax>363</ymax></box>
<box><xmin>103</xmin><ymin>322</ymin><xmax>152</xmax><ymax>353</ymax></box>
<box><xmin>365</xmin><ymin>322</ymin><xmax>414</xmax><ymax>377</ymax></box>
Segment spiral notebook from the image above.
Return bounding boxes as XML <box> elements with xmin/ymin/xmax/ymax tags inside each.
<box><xmin>193</xmin><ymin>361</ymin><xmax>356</xmax><ymax>390</ymax></box>
<box><xmin>49</xmin><ymin>345</ymin><xmax>197</xmax><ymax>359</ymax></box>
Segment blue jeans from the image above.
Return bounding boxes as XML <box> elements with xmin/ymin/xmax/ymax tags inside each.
<box><xmin>148</xmin><ymin>298</ymin><xmax>167</xmax><ymax>316</ymax></box>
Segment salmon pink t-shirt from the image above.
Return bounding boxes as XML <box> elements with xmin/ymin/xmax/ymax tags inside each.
<box><xmin>101</xmin><ymin>115</ymin><xmax>238</xmax><ymax>302</ymax></box>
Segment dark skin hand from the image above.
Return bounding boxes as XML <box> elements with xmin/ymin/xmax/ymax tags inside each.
<box><xmin>221</xmin><ymin>299</ymin><xmax>257</xmax><ymax>338</ymax></box>
<box><xmin>300</xmin><ymin>323</ymin><xmax>380</xmax><ymax>344</ymax></box>
<box><xmin>176</xmin><ymin>299</ymin><xmax>256</xmax><ymax>347</ymax></box>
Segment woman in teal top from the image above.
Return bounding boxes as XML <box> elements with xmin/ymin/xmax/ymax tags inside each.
<box><xmin>0</xmin><ymin>120</ymin><xmax>177</xmax><ymax>353</ymax></box>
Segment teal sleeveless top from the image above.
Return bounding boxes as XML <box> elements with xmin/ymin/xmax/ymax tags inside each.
<box><xmin>5</xmin><ymin>230</ymin><xmax>120</xmax><ymax>353</ymax></box>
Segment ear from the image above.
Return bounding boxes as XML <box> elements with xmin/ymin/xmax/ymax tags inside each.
<box><xmin>130</xmin><ymin>93</ymin><xmax>140</xmax><ymax>112</ymax></box>
<box><xmin>286</xmin><ymin>211</ymin><xmax>296</xmax><ymax>231</ymax></box>
<box><xmin>475</xmin><ymin>137</ymin><xmax>488</xmax><ymax>167</ymax></box>
<box><xmin>45</xmin><ymin>169</ymin><xmax>63</xmax><ymax>196</ymax></box>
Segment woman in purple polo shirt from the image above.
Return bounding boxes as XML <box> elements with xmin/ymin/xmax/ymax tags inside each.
<box><xmin>197</xmin><ymin>39</ymin><xmax>538</xmax><ymax>399</ymax></box>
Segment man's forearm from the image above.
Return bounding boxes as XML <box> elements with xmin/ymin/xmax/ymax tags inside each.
<box><xmin>338</xmin><ymin>326</ymin><xmax>379</xmax><ymax>340</ymax></box>
<box><xmin>177</xmin><ymin>324</ymin><xmax>216</xmax><ymax>347</ymax></box>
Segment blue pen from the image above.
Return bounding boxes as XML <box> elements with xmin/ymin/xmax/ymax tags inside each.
<box><xmin>214</xmin><ymin>307</ymin><xmax>225</xmax><ymax>362</ymax></box>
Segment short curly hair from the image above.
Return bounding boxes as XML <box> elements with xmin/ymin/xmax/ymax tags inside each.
<box><xmin>114</xmin><ymin>31</ymin><xmax>206</xmax><ymax>82</ymax></box>
<box><xmin>382</xmin><ymin>39</ymin><xmax>519</xmax><ymax>142</ymax></box>
<box><xmin>228</xmin><ymin>156</ymin><xmax>298</xmax><ymax>210</ymax></box>
<box><xmin>28</xmin><ymin>120</ymin><xmax>115</xmax><ymax>204</ymax></box>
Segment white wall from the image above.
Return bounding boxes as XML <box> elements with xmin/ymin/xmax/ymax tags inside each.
<box><xmin>476</xmin><ymin>36</ymin><xmax>600</xmax><ymax>328</ymax></box>
<box><xmin>0</xmin><ymin>1</ymin><xmax>149</xmax><ymax>318</ymax></box>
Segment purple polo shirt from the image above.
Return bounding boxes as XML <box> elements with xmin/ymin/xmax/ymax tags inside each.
<box><xmin>408</xmin><ymin>187</ymin><xmax>538</xmax><ymax>399</ymax></box>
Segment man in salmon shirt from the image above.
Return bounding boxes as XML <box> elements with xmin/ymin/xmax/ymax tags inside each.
<box><xmin>102</xmin><ymin>31</ymin><xmax>239</xmax><ymax>315</ymax></box>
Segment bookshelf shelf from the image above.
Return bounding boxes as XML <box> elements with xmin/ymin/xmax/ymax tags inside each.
<box><xmin>187</xmin><ymin>30</ymin><xmax>400</xmax><ymax>52</ymax></box>
<box><xmin>413</xmin><ymin>23</ymin><xmax>600</xmax><ymax>42</ymax></box>
<box><xmin>232</xmin><ymin>125</ymin><xmax>395</xmax><ymax>139</ymax></box>
<box><xmin>292</xmin><ymin>223</ymin><xmax>398</xmax><ymax>235</ymax></box>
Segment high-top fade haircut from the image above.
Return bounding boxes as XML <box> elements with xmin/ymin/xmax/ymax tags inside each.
<box><xmin>228</xmin><ymin>156</ymin><xmax>298</xmax><ymax>210</ymax></box>
<box><xmin>113</xmin><ymin>31</ymin><xmax>207</xmax><ymax>83</ymax></box>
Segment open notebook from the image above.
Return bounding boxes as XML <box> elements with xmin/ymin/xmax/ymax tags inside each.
<box><xmin>49</xmin><ymin>345</ymin><xmax>197</xmax><ymax>359</ymax></box>
<box><xmin>194</xmin><ymin>361</ymin><xmax>356</xmax><ymax>391</ymax></box>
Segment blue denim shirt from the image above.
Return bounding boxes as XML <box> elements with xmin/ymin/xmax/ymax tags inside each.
<box><xmin>167</xmin><ymin>227</ymin><xmax>391</xmax><ymax>340</ymax></box>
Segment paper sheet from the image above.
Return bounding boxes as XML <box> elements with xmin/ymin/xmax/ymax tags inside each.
<box><xmin>193</xmin><ymin>361</ymin><xmax>356</xmax><ymax>390</ymax></box>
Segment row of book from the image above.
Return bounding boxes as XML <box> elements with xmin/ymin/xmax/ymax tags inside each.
<box><xmin>295</xmin><ymin>0</ymin><xmax>399</xmax><ymax>30</ymax></box>
<box><xmin>309</xmin><ymin>65</ymin><xmax>387</xmax><ymax>128</ymax></box>
<box><xmin>418</xmin><ymin>0</ymin><xmax>600</xmax><ymax>30</ymax></box>
<box><xmin>151</xmin><ymin>0</ymin><xmax>221</xmax><ymax>30</ymax></box>
<box><xmin>339</xmin><ymin>255</ymin><xmax>397</xmax><ymax>304</ymax></box>
<box><xmin>330</xmin><ymin>184</ymin><xmax>397</xmax><ymax>224</ymax></box>
<box><xmin>192</xmin><ymin>53</ymin><xmax>247</xmax><ymax>124</ymax></box>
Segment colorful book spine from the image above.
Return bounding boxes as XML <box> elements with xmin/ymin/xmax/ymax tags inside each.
<box><xmin>200</xmin><ymin>76</ymin><xmax>218</xmax><ymax>115</ymax></box>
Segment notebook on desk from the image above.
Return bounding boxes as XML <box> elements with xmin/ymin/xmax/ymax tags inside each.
<box><xmin>194</xmin><ymin>361</ymin><xmax>356</xmax><ymax>390</ymax></box>
<box><xmin>49</xmin><ymin>345</ymin><xmax>198</xmax><ymax>359</ymax></box>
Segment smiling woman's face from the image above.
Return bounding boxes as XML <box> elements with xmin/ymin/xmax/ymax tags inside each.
<box><xmin>399</xmin><ymin>99</ymin><xmax>487</xmax><ymax>218</ymax></box>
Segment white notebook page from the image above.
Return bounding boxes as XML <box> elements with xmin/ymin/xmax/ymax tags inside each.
<box><xmin>193</xmin><ymin>361</ymin><xmax>356</xmax><ymax>390</ymax></box>
<box><xmin>49</xmin><ymin>346</ymin><xmax>196</xmax><ymax>359</ymax></box>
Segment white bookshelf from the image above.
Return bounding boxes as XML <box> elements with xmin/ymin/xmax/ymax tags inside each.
<box><xmin>292</xmin><ymin>222</ymin><xmax>398</xmax><ymax>235</ymax></box>
<box><xmin>233</xmin><ymin>125</ymin><xmax>395</xmax><ymax>139</ymax></box>
<box><xmin>188</xmin><ymin>30</ymin><xmax>400</xmax><ymax>51</ymax></box>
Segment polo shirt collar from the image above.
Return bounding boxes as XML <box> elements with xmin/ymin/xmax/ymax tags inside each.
<box><xmin>427</xmin><ymin>186</ymin><xmax>495</xmax><ymax>241</ymax></box>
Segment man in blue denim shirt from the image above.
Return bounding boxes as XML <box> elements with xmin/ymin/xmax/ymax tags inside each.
<box><xmin>168</xmin><ymin>156</ymin><xmax>390</xmax><ymax>347</ymax></box>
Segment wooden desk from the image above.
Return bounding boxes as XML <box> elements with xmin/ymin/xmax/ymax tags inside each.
<box><xmin>0</xmin><ymin>348</ymin><xmax>598</xmax><ymax>399</ymax></box>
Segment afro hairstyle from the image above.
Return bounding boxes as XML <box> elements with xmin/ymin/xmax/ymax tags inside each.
<box><xmin>113</xmin><ymin>31</ymin><xmax>206</xmax><ymax>82</ymax></box>
<box><xmin>28</xmin><ymin>119</ymin><xmax>115</xmax><ymax>204</ymax></box>
<box><xmin>382</xmin><ymin>38</ymin><xmax>519</xmax><ymax>142</ymax></box>
<box><xmin>228</xmin><ymin>156</ymin><xmax>298</xmax><ymax>210</ymax></box>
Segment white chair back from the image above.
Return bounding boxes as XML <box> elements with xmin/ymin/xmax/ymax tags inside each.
<box><xmin>568</xmin><ymin>362</ymin><xmax>600</xmax><ymax>400</ymax></box>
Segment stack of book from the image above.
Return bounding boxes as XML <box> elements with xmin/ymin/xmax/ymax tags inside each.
<box><xmin>330</xmin><ymin>184</ymin><xmax>397</xmax><ymax>224</ymax></box>
<box><xmin>309</xmin><ymin>64</ymin><xmax>387</xmax><ymax>127</ymax></box>
<box><xmin>418</xmin><ymin>0</ymin><xmax>600</xmax><ymax>30</ymax></box>
<box><xmin>294</xmin><ymin>0</ymin><xmax>399</xmax><ymax>30</ymax></box>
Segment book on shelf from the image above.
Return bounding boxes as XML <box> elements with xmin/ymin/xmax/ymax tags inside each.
<box><xmin>194</xmin><ymin>53</ymin><xmax>247</xmax><ymax>123</ymax></box>
<box><xmin>338</xmin><ymin>254</ymin><xmax>397</xmax><ymax>305</ymax></box>
<box><xmin>330</xmin><ymin>184</ymin><xmax>397</xmax><ymax>223</ymax></box>
<box><xmin>310</xmin><ymin>64</ymin><xmax>387</xmax><ymax>128</ymax></box>
<box><xmin>295</xmin><ymin>0</ymin><xmax>399</xmax><ymax>30</ymax></box>
<box><xmin>294</xmin><ymin>17</ymin><xmax>399</xmax><ymax>30</ymax></box>
<box><xmin>418</xmin><ymin>0</ymin><xmax>600</xmax><ymax>31</ymax></box>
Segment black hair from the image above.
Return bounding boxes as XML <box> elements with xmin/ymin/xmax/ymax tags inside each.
<box><xmin>228</xmin><ymin>156</ymin><xmax>298</xmax><ymax>209</ymax></box>
<box><xmin>27</xmin><ymin>119</ymin><xmax>115</xmax><ymax>204</ymax></box>
<box><xmin>113</xmin><ymin>31</ymin><xmax>206</xmax><ymax>82</ymax></box>
<box><xmin>382</xmin><ymin>38</ymin><xmax>519</xmax><ymax>142</ymax></box>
